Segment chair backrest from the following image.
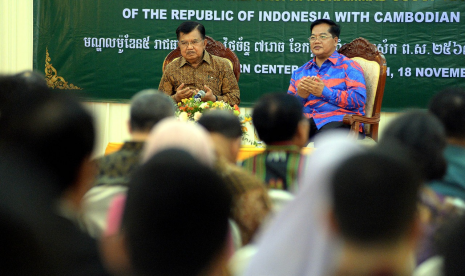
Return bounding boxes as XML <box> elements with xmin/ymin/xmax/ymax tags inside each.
<box><xmin>162</xmin><ymin>36</ymin><xmax>241</xmax><ymax>82</ymax></box>
<box><xmin>338</xmin><ymin>37</ymin><xmax>387</xmax><ymax>139</ymax></box>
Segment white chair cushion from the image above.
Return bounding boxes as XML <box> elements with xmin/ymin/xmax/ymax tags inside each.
<box><xmin>351</xmin><ymin>57</ymin><xmax>380</xmax><ymax>119</ymax></box>
<box><xmin>351</xmin><ymin>57</ymin><xmax>380</xmax><ymax>135</ymax></box>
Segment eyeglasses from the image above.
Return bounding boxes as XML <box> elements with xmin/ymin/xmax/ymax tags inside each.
<box><xmin>179</xmin><ymin>39</ymin><xmax>203</xmax><ymax>48</ymax></box>
<box><xmin>308</xmin><ymin>35</ymin><xmax>333</xmax><ymax>42</ymax></box>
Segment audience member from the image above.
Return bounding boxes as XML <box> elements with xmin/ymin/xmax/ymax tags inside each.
<box><xmin>287</xmin><ymin>19</ymin><xmax>366</xmax><ymax>140</ymax></box>
<box><xmin>428</xmin><ymin>88</ymin><xmax>465</xmax><ymax>201</ymax></box>
<box><xmin>0</xmin><ymin>71</ymin><xmax>50</xmax><ymax>115</ymax></box>
<box><xmin>330</xmin><ymin>149</ymin><xmax>422</xmax><ymax>276</ymax></box>
<box><xmin>1</xmin><ymin>84</ymin><xmax>96</xmax><ymax>222</ymax></box>
<box><xmin>378</xmin><ymin>110</ymin><xmax>447</xmax><ymax>182</ymax></box>
<box><xmin>240</xmin><ymin>133</ymin><xmax>363</xmax><ymax>276</ymax></box>
<box><xmin>94</xmin><ymin>89</ymin><xmax>175</xmax><ymax>186</ymax></box>
<box><xmin>377</xmin><ymin>110</ymin><xmax>462</xmax><ymax>265</ymax></box>
<box><xmin>81</xmin><ymin>89</ymin><xmax>175</xmax><ymax>237</ymax></box>
<box><xmin>198</xmin><ymin>110</ymin><xmax>242</xmax><ymax>164</ymax></box>
<box><xmin>123</xmin><ymin>149</ymin><xmax>232</xmax><ymax>276</ymax></box>
<box><xmin>0</xmin><ymin>72</ymin><xmax>109</xmax><ymax>275</ymax></box>
<box><xmin>241</xmin><ymin>93</ymin><xmax>309</xmax><ymax>192</ymax></box>
<box><xmin>198</xmin><ymin>110</ymin><xmax>272</xmax><ymax>245</ymax></box>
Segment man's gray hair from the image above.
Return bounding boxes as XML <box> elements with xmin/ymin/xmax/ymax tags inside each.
<box><xmin>130</xmin><ymin>89</ymin><xmax>176</xmax><ymax>132</ymax></box>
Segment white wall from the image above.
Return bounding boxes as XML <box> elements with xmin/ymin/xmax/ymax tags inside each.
<box><xmin>1</xmin><ymin>0</ymin><xmax>400</xmax><ymax>158</ymax></box>
<box><xmin>83</xmin><ymin>102</ymin><xmax>132</xmax><ymax>158</ymax></box>
<box><xmin>0</xmin><ymin>0</ymin><xmax>34</xmax><ymax>74</ymax></box>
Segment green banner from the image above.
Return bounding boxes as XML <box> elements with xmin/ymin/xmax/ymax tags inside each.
<box><xmin>33</xmin><ymin>0</ymin><xmax>465</xmax><ymax>110</ymax></box>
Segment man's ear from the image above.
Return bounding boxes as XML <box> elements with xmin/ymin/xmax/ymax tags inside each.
<box><xmin>294</xmin><ymin>119</ymin><xmax>310</xmax><ymax>148</ymax></box>
<box><xmin>230</xmin><ymin>137</ymin><xmax>242</xmax><ymax>162</ymax></box>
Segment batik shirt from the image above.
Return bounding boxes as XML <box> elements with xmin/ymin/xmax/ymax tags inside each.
<box><xmin>93</xmin><ymin>141</ymin><xmax>144</xmax><ymax>187</ymax></box>
<box><xmin>159</xmin><ymin>50</ymin><xmax>240</xmax><ymax>106</ymax></box>
<box><xmin>288</xmin><ymin>51</ymin><xmax>366</xmax><ymax>130</ymax></box>
<box><xmin>215</xmin><ymin>155</ymin><xmax>271</xmax><ymax>245</ymax></box>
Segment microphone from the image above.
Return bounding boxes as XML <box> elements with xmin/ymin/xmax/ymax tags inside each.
<box><xmin>194</xmin><ymin>90</ymin><xmax>206</xmax><ymax>102</ymax></box>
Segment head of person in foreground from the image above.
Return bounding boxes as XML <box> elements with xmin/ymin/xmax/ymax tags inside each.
<box><xmin>122</xmin><ymin>149</ymin><xmax>232</xmax><ymax>276</ymax></box>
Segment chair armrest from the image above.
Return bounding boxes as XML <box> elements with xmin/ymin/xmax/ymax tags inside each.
<box><xmin>342</xmin><ymin>113</ymin><xmax>381</xmax><ymax>140</ymax></box>
<box><xmin>342</xmin><ymin>114</ymin><xmax>380</xmax><ymax>125</ymax></box>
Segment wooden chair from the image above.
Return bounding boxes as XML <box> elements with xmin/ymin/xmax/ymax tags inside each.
<box><xmin>162</xmin><ymin>36</ymin><xmax>240</xmax><ymax>82</ymax></box>
<box><xmin>338</xmin><ymin>37</ymin><xmax>387</xmax><ymax>142</ymax></box>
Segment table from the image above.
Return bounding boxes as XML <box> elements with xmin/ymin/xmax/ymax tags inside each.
<box><xmin>105</xmin><ymin>143</ymin><xmax>313</xmax><ymax>161</ymax></box>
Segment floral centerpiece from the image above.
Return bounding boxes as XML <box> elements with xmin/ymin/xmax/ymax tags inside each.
<box><xmin>176</xmin><ymin>97</ymin><xmax>240</xmax><ymax>122</ymax></box>
<box><xmin>176</xmin><ymin>96</ymin><xmax>254</xmax><ymax>143</ymax></box>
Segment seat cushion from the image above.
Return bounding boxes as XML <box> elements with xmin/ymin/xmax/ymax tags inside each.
<box><xmin>352</xmin><ymin>57</ymin><xmax>380</xmax><ymax>134</ymax></box>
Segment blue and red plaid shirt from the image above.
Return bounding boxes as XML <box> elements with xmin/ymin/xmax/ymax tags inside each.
<box><xmin>288</xmin><ymin>51</ymin><xmax>366</xmax><ymax>131</ymax></box>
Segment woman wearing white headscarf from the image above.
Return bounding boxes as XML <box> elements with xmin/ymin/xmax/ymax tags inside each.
<box><xmin>240</xmin><ymin>132</ymin><xmax>364</xmax><ymax>276</ymax></box>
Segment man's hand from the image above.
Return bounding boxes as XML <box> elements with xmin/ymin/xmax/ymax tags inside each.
<box><xmin>308</xmin><ymin>77</ymin><xmax>325</xmax><ymax>97</ymax></box>
<box><xmin>297</xmin><ymin>77</ymin><xmax>312</xmax><ymax>98</ymax></box>
<box><xmin>297</xmin><ymin>76</ymin><xmax>325</xmax><ymax>98</ymax></box>
<box><xmin>202</xmin><ymin>85</ymin><xmax>216</xmax><ymax>102</ymax></box>
<box><xmin>174</xmin><ymin>83</ymin><xmax>194</xmax><ymax>102</ymax></box>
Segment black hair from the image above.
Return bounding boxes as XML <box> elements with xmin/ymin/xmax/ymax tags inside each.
<box><xmin>0</xmin><ymin>92</ymin><xmax>95</xmax><ymax>193</ymax></box>
<box><xmin>176</xmin><ymin>21</ymin><xmax>205</xmax><ymax>40</ymax></box>
<box><xmin>1</xmin><ymin>73</ymin><xmax>95</xmax><ymax>192</ymax></box>
<box><xmin>310</xmin><ymin>19</ymin><xmax>340</xmax><ymax>38</ymax></box>
<box><xmin>0</xmin><ymin>71</ymin><xmax>52</xmax><ymax>119</ymax></box>
<box><xmin>129</xmin><ymin>89</ymin><xmax>176</xmax><ymax>132</ymax></box>
<box><xmin>15</xmin><ymin>70</ymin><xmax>50</xmax><ymax>92</ymax></box>
<box><xmin>378</xmin><ymin>110</ymin><xmax>447</xmax><ymax>181</ymax></box>
<box><xmin>331</xmin><ymin>150</ymin><xmax>422</xmax><ymax>244</ymax></box>
<box><xmin>429</xmin><ymin>87</ymin><xmax>465</xmax><ymax>140</ymax></box>
<box><xmin>198</xmin><ymin>110</ymin><xmax>242</xmax><ymax>139</ymax></box>
<box><xmin>252</xmin><ymin>93</ymin><xmax>304</xmax><ymax>144</ymax></box>
<box><xmin>123</xmin><ymin>149</ymin><xmax>231</xmax><ymax>276</ymax></box>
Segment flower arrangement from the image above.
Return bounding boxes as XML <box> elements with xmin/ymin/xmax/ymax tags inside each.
<box><xmin>176</xmin><ymin>96</ymin><xmax>240</xmax><ymax>122</ymax></box>
<box><xmin>176</xmin><ymin>96</ymin><xmax>255</xmax><ymax>144</ymax></box>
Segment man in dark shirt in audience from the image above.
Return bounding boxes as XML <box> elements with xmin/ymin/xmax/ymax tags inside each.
<box><xmin>241</xmin><ymin>93</ymin><xmax>309</xmax><ymax>192</ymax></box>
<box><xmin>82</xmin><ymin>89</ymin><xmax>175</xmax><ymax>237</ymax></box>
<box><xmin>123</xmin><ymin>149</ymin><xmax>232</xmax><ymax>276</ymax></box>
<box><xmin>0</xmin><ymin>72</ymin><xmax>109</xmax><ymax>275</ymax></box>
<box><xmin>330</xmin><ymin>150</ymin><xmax>422</xmax><ymax>275</ymax></box>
